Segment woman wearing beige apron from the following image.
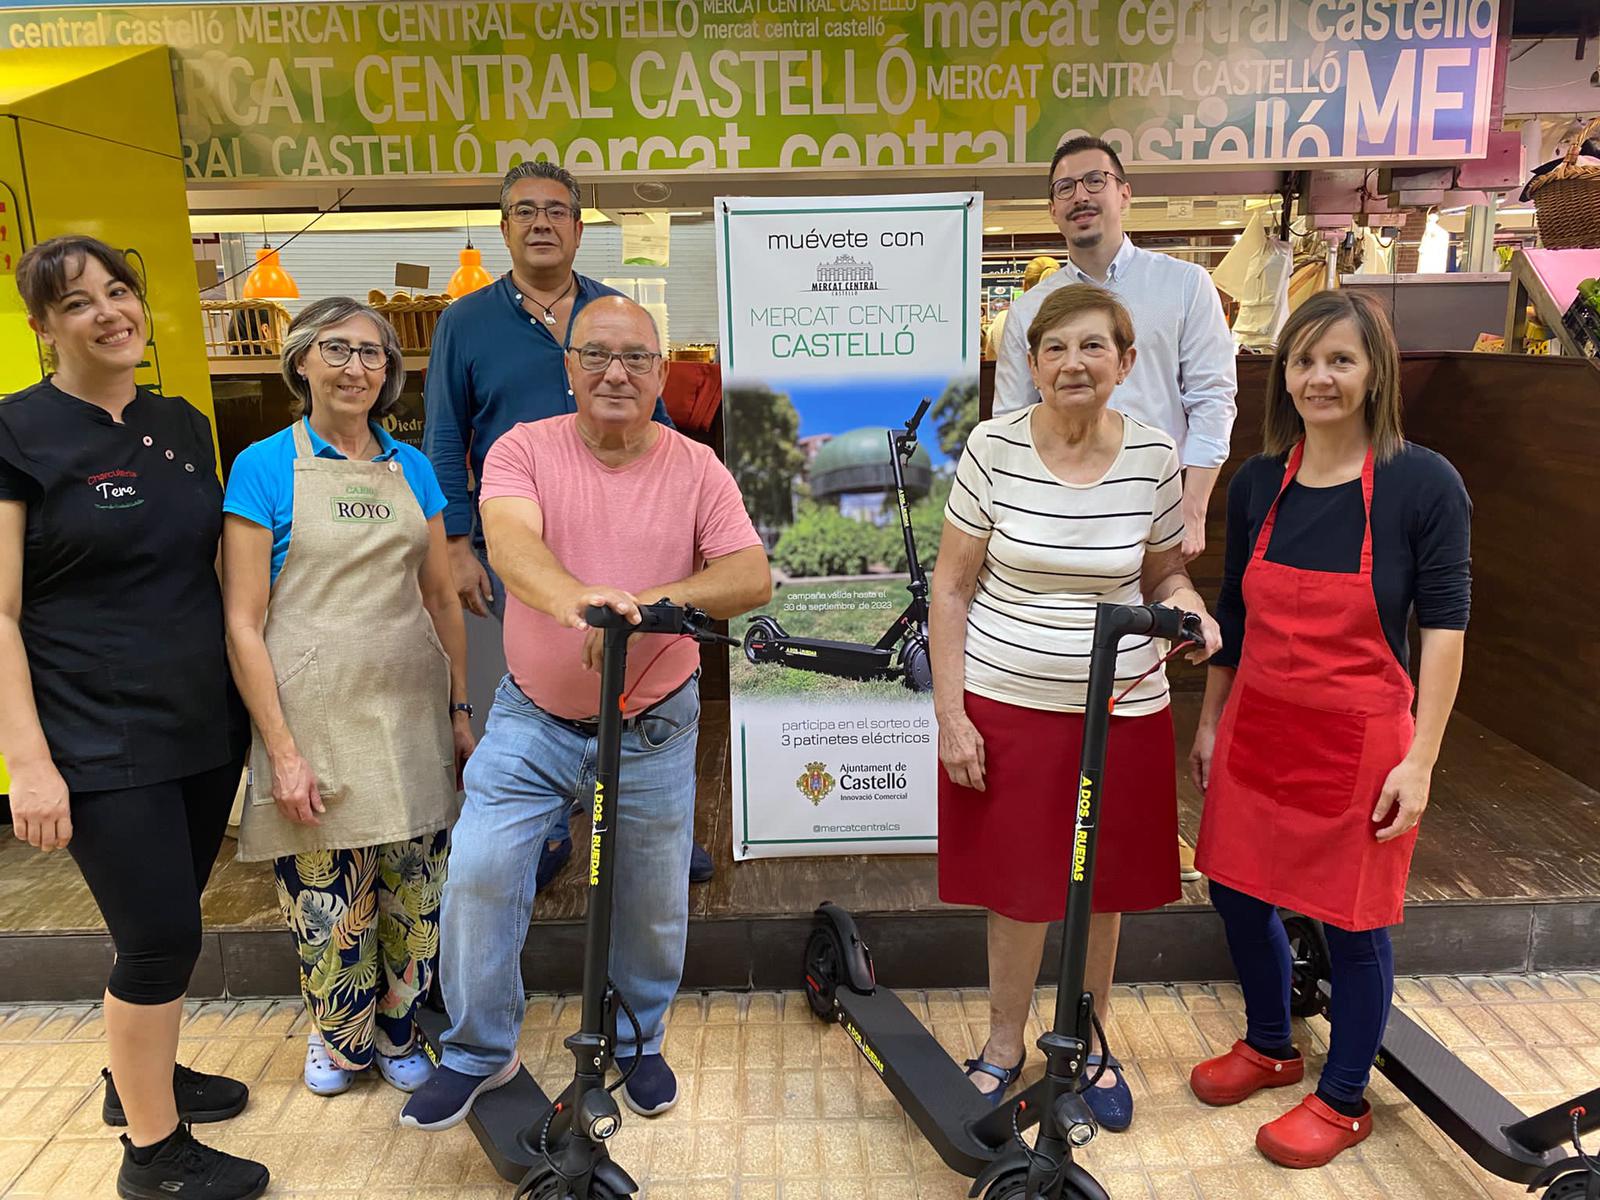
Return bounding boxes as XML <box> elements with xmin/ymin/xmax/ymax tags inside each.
<box><xmin>221</xmin><ymin>298</ymin><xmax>474</xmax><ymax>1097</ymax></box>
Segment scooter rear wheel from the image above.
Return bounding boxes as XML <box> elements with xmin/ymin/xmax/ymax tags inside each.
<box><xmin>802</xmin><ymin>923</ymin><xmax>845</xmax><ymax>1020</ymax></box>
<box><xmin>1283</xmin><ymin>915</ymin><xmax>1332</xmax><ymax>1019</ymax></box>
<box><xmin>742</xmin><ymin>616</ymin><xmax>782</xmax><ymax>664</ymax></box>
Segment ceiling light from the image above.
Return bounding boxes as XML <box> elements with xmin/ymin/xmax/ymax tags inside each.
<box><xmin>984</xmin><ymin>225</ymin><xmax>1004</xmax><ymax>232</ymax></box>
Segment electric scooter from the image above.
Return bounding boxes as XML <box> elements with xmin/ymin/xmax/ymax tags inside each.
<box><xmin>1284</xmin><ymin>919</ymin><xmax>1600</xmax><ymax>1198</ymax></box>
<box><xmin>741</xmin><ymin>396</ymin><xmax>934</xmax><ymax>693</ymax></box>
<box><xmin>800</xmin><ymin>602</ymin><xmax>1203</xmax><ymax>1199</ymax></box>
<box><xmin>417</xmin><ymin>600</ymin><xmax>737</xmax><ymax>1199</ymax></box>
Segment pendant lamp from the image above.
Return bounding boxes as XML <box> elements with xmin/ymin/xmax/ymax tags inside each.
<box><xmin>447</xmin><ymin>214</ymin><xmax>494</xmax><ymax>298</ymax></box>
<box><xmin>242</xmin><ymin>245</ymin><xmax>298</xmax><ymax>299</ymax></box>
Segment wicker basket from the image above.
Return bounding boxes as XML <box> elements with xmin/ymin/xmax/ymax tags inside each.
<box><xmin>1527</xmin><ymin>117</ymin><xmax>1600</xmax><ymax>250</ymax></box>
<box><xmin>373</xmin><ymin>294</ymin><xmax>450</xmax><ymax>354</ymax></box>
<box><xmin>199</xmin><ymin>299</ymin><xmax>292</xmax><ymax>358</ymax></box>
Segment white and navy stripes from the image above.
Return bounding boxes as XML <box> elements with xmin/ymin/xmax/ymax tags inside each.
<box><xmin>946</xmin><ymin>409</ymin><xmax>1185</xmax><ymax>716</ymax></box>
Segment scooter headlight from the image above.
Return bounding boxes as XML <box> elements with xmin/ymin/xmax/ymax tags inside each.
<box><xmin>1067</xmin><ymin>1119</ymin><xmax>1096</xmax><ymax>1148</ymax></box>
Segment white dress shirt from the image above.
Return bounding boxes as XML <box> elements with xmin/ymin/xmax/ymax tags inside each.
<box><xmin>992</xmin><ymin>237</ymin><xmax>1238</xmax><ymax>469</ymax></box>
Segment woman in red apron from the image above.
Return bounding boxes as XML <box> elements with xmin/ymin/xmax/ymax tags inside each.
<box><xmin>1188</xmin><ymin>291</ymin><xmax>1471</xmax><ymax>1168</ymax></box>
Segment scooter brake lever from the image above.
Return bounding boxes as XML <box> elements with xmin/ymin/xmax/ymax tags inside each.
<box><xmin>1177</xmin><ymin>612</ymin><xmax>1204</xmax><ymax>644</ymax></box>
<box><xmin>681</xmin><ymin>605</ymin><xmax>740</xmax><ymax>647</ymax></box>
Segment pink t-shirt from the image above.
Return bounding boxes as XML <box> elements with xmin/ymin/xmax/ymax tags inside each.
<box><xmin>479</xmin><ymin>415</ymin><xmax>761</xmax><ymax>720</ymax></box>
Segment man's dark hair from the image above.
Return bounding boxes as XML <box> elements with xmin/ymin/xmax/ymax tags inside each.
<box><xmin>1048</xmin><ymin>136</ymin><xmax>1127</xmax><ymax>184</ymax></box>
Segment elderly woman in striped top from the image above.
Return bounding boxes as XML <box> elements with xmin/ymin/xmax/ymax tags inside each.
<box><xmin>932</xmin><ymin>283</ymin><xmax>1221</xmax><ymax>1132</ymax></box>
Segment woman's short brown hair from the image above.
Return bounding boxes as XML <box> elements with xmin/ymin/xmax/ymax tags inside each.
<box><xmin>280</xmin><ymin>297</ymin><xmax>406</xmax><ymax>419</ymax></box>
<box><xmin>15</xmin><ymin>235</ymin><xmax>145</xmax><ymax>320</ymax></box>
<box><xmin>1263</xmin><ymin>290</ymin><xmax>1404</xmax><ymax>463</ymax></box>
<box><xmin>1027</xmin><ymin>283</ymin><xmax>1135</xmax><ymax>357</ymax></box>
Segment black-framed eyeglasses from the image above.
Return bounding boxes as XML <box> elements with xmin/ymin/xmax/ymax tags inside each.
<box><xmin>572</xmin><ymin>346</ymin><xmax>662</xmax><ymax>375</ymax></box>
<box><xmin>1049</xmin><ymin>171</ymin><xmax>1124</xmax><ymax>201</ymax></box>
<box><xmin>505</xmin><ymin>201</ymin><xmax>576</xmax><ymax>226</ymax></box>
<box><xmin>316</xmin><ymin>339</ymin><xmax>387</xmax><ymax>370</ymax></box>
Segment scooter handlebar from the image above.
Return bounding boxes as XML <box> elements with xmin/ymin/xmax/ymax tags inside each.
<box><xmin>1097</xmin><ymin>602</ymin><xmax>1202</xmax><ymax>645</ymax></box>
<box><xmin>905</xmin><ymin>396</ymin><xmax>932</xmax><ymax>433</ymax></box>
<box><xmin>582</xmin><ymin>600</ymin><xmax>739</xmax><ymax>644</ymax></box>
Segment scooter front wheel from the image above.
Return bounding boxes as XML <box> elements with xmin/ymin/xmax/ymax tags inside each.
<box><xmin>518</xmin><ymin>1174</ymin><xmax>627</xmax><ymax>1200</ymax></box>
<box><xmin>898</xmin><ymin>633</ymin><xmax>932</xmax><ymax>693</ymax></box>
<box><xmin>742</xmin><ymin>616</ymin><xmax>784</xmax><ymax>664</ymax></box>
<box><xmin>982</xmin><ymin>1167</ymin><xmax>1109</xmax><ymax>1200</ymax></box>
<box><xmin>1542</xmin><ymin>1174</ymin><xmax>1597</xmax><ymax>1200</ymax></box>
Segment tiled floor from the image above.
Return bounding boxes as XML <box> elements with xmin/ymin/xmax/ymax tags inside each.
<box><xmin>4</xmin><ymin>974</ymin><xmax>1599</xmax><ymax>1198</ymax></box>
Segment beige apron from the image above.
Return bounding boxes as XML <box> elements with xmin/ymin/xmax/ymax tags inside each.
<box><xmin>238</xmin><ymin>420</ymin><xmax>457</xmax><ymax>862</ymax></box>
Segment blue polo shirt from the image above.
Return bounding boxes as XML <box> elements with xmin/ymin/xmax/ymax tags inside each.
<box><xmin>422</xmin><ymin>272</ymin><xmax>672</xmax><ymax>538</ymax></box>
<box><xmin>224</xmin><ymin>418</ymin><xmax>447</xmax><ymax>584</ymax></box>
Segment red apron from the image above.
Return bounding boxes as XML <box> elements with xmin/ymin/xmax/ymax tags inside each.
<box><xmin>1195</xmin><ymin>442</ymin><xmax>1418</xmax><ymax>931</ymax></box>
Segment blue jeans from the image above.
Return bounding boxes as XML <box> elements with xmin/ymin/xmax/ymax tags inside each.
<box><xmin>439</xmin><ymin>672</ymin><xmax>700</xmax><ymax>1072</ymax></box>
<box><xmin>472</xmin><ymin>537</ymin><xmax>571</xmax><ymax>845</ymax></box>
<box><xmin>1210</xmin><ymin>881</ymin><xmax>1395</xmax><ymax>1104</ymax></box>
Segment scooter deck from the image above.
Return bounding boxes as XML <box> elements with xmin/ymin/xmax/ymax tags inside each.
<box><xmin>1376</xmin><ymin>1001</ymin><xmax>1557</xmax><ymax>1183</ymax></box>
<box><xmin>416</xmin><ymin>1004</ymin><xmax>549</xmax><ymax>1182</ymax></box>
<box><xmin>833</xmin><ymin>983</ymin><xmax>1006</xmax><ymax>1178</ymax></box>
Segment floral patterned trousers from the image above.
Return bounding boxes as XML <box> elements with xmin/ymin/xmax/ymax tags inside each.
<box><xmin>272</xmin><ymin>829</ymin><xmax>449</xmax><ymax>1070</ymax></box>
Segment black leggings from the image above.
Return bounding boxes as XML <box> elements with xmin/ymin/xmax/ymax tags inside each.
<box><xmin>67</xmin><ymin>759</ymin><xmax>241</xmax><ymax>1005</ymax></box>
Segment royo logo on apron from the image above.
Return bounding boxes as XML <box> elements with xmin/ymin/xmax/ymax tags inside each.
<box><xmin>331</xmin><ymin>484</ymin><xmax>394</xmax><ymax>524</ymax></box>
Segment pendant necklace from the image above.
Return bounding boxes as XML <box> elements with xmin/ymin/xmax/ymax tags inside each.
<box><xmin>527</xmin><ymin>274</ymin><xmax>576</xmax><ymax>326</ymax></box>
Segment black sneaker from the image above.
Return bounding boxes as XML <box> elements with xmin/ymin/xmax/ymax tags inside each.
<box><xmin>116</xmin><ymin>1123</ymin><xmax>269</xmax><ymax>1200</ymax></box>
<box><xmin>103</xmin><ymin>1064</ymin><xmax>250</xmax><ymax>1127</ymax></box>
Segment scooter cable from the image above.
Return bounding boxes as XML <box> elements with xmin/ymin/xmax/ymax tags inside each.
<box><xmin>1571</xmin><ymin>1109</ymin><xmax>1600</xmax><ymax>1179</ymax></box>
<box><xmin>1108</xmin><ymin>643</ymin><xmax>1197</xmax><ymax>715</ymax></box>
<box><xmin>1005</xmin><ymin>1011</ymin><xmax>1115</xmax><ymax>1175</ymax></box>
<box><xmin>606</xmin><ymin>984</ymin><xmax>646</xmax><ymax>1095</ymax></box>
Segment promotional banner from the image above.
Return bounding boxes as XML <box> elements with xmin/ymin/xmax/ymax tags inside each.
<box><xmin>0</xmin><ymin>0</ymin><xmax>1500</xmax><ymax>180</ymax></box>
<box><xmin>717</xmin><ymin>191</ymin><xmax>979</xmax><ymax>858</ymax></box>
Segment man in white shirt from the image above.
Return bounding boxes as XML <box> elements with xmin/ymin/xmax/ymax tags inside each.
<box><xmin>993</xmin><ymin>136</ymin><xmax>1237</xmax><ymax>887</ymax></box>
<box><xmin>993</xmin><ymin>136</ymin><xmax>1236</xmax><ymax>561</ymax></box>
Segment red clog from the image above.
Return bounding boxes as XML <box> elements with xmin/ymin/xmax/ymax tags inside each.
<box><xmin>1256</xmin><ymin>1094</ymin><xmax>1373</xmax><ymax>1168</ymax></box>
<box><xmin>1189</xmin><ymin>1040</ymin><xmax>1305</xmax><ymax>1106</ymax></box>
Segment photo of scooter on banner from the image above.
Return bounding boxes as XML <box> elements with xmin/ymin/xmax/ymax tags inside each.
<box><xmin>740</xmin><ymin>397</ymin><xmax>933</xmax><ymax>693</ymax></box>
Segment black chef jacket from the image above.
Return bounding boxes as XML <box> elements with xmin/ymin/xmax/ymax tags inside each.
<box><xmin>0</xmin><ymin>379</ymin><xmax>246</xmax><ymax>792</ymax></box>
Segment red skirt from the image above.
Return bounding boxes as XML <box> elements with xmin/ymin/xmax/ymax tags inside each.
<box><xmin>938</xmin><ymin>692</ymin><xmax>1179</xmax><ymax>922</ymax></box>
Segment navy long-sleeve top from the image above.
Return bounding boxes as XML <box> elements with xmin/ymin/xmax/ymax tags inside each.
<box><xmin>421</xmin><ymin>272</ymin><xmax>672</xmax><ymax>538</ymax></box>
<box><xmin>1213</xmin><ymin>445</ymin><xmax>1472</xmax><ymax>672</ymax></box>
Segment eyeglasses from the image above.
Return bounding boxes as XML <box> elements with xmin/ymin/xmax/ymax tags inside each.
<box><xmin>505</xmin><ymin>201</ymin><xmax>576</xmax><ymax>226</ymax></box>
<box><xmin>572</xmin><ymin>346</ymin><xmax>663</xmax><ymax>375</ymax></box>
<box><xmin>316</xmin><ymin>339</ymin><xmax>387</xmax><ymax>370</ymax></box>
<box><xmin>1049</xmin><ymin>171</ymin><xmax>1125</xmax><ymax>201</ymax></box>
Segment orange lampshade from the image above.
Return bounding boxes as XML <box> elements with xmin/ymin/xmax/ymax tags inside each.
<box><xmin>242</xmin><ymin>246</ymin><xmax>298</xmax><ymax>299</ymax></box>
<box><xmin>447</xmin><ymin>245</ymin><xmax>494</xmax><ymax>298</ymax></box>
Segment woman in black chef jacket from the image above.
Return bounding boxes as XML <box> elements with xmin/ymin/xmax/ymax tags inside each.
<box><xmin>0</xmin><ymin>237</ymin><xmax>270</xmax><ymax>1200</ymax></box>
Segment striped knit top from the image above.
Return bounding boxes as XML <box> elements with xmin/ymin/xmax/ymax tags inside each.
<box><xmin>944</xmin><ymin>408</ymin><xmax>1185</xmax><ymax>716</ymax></box>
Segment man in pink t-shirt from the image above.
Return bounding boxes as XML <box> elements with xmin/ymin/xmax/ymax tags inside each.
<box><xmin>405</xmin><ymin>297</ymin><xmax>769</xmax><ymax>1131</ymax></box>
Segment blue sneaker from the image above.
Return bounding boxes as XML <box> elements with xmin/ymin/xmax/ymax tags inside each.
<box><xmin>535</xmin><ymin>837</ymin><xmax>573</xmax><ymax>891</ymax></box>
<box><xmin>616</xmin><ymin>1053</ymin><xmax>678</xmax><ymax>1117</ymax></box>
<box><xmin>689</xmin><ymin>841</ymin><xmax>715</xmax><ymax>884</ymax></box>
<box><xmin>398</xmin><ymin>1057</ymin><xmax>519</xmax><ymax>1131</ymax></box>
<box><xmin>1084</xmin><ymin>1053</ymin><xmax>1133</xmax><ymax>1132</ymax></box>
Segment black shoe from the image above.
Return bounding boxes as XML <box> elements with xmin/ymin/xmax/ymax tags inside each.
<box><xmin>117</xmin><ymin>1123</ymin><xmax>269</xmax><ymax>1200</ymax></box>
<box><xmin>689</xmin><ymin>841</ymin><xmax>715</xmax><ymax>884</ymax></box>
<box><xmin>103</xmin><ymin>1064</ymin><xmax>250</xmax><ymax>1127</ymax></box>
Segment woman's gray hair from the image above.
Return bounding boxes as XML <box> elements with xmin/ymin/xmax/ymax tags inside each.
<box><xmin>280</xmin><ymin>297</ymin><xmax>405</xmax><ymax>419</ymax></box>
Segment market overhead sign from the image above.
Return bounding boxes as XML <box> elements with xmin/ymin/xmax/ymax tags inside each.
<box><xmin>0</xmin><ymin>0</ymin><xmax>1501</xmax><ymax>180</ymax></box>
